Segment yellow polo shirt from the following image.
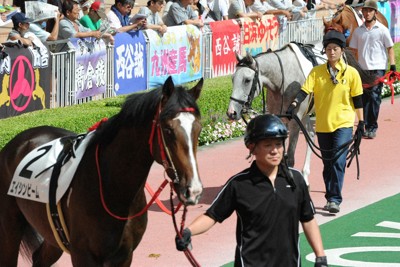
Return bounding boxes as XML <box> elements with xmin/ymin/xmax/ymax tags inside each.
<box><xmin>301</xmin><ymin>58</ymin><xmax>363</xmax><ymax>133</ymax></box>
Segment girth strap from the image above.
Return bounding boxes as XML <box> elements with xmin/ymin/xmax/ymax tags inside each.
<box><xmin>46</xmin><ymin>135</ymin><xmax>86</xmax><ymax>253</ymax></box>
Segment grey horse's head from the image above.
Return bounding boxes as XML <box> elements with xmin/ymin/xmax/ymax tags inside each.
<box><xmin>227</xmin><ymin>52</ymin><xmax>260</xmax><ymax>121</ymax></box>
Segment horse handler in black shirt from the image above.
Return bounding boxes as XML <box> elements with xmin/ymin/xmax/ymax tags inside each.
<box><xmin>176</xmin><ymin>114</ymin><xmax>328</xmax><ymax>267</ymax></box>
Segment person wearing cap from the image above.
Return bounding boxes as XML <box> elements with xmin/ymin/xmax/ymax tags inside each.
<box><xmin>8</xmin><ymin>13</ymin><xmax>35</xmax><ymax>46</ymax></box>
<box><xmin>107</xmin><ymin>0</ymin><xmax>147</xmax><ymax>32</ymax></box>
<box><xmin>58</xmin><ymin>0</ymin><xmax>114</xmax><ymax>45</ymax></box>
<box><xmin>175</xmin><ymin>114</ymin><xmax>327</xmax><ymax>267</ymax></box>
<box><xmin>80</xmin><ymin>1</ymin><xmax>106</xmax><ymax>30</ymax></box>
<box><xmin>59</xmin><ymin>0</ymin><xmax>101</xmax><ymax>39</ymax></box>
<box><xmin>349</xmin><ymin>0</ymin><xmax>396</xmax><ymax>139</ymax></box>
<box><xmin>287</xmin><ymin>30</ymin><xmax>364</xmax><ymax>214</ymax></box>
<box><xmin>138</xmin><ymin>0</ymin><xmax>168</xmax><ymax>35</ymax></box>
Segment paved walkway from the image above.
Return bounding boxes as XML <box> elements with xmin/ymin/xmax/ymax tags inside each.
<box><xmin>18</xmin><ymin>97</ymin><xmax>400</xmax><ymax>266</ymax></box>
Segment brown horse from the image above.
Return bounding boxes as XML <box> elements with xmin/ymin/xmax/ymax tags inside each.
<box><xmin>0</xmin><ymin>76</ymin><xmax>204</xmax><ymax>266</ymax></box>
<box><xmin>323</xmin><ymin>4</ymin><xmax>388</xmax><ymax>46</ymax></box>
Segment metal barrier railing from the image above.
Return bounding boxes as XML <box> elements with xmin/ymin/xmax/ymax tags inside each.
<box><xmin>202</xmin><ymin>24</ymin><xmax>213</xmax><ymax>79</ymax></box>
<box><xmin>278</xmin><ymin>17</ymin><xmax>325</xmax><ymax>48</ymax></box>
<box><xmin>49</xmin><ymin>40</ymin><xmax>115</xmax><ymax>108</ymax></box>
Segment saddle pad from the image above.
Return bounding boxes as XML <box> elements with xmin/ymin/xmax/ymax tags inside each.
<box><xmin>8</xmin><ymin>131</ymin><xmax>94</xmax><ymax>203</ymax></box>
<box><xmin>288</xmin><ymin>43</ymin><xmax>315</xmax><ymax>79</ymax></box>
<box><xmin>349</xmin><ymin>6</ymin><xmax>364</xmax><ymax>26</ymax></box>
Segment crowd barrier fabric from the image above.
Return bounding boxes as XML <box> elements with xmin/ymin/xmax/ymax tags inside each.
<box><xmin>209</xmin><ymin>19</ymin><xmax>241</xmax><ymax>78</ymax></box>
<box><xmin>114</xmin><ymin>31</ymin><xmax>147</xmax><ymax>95</ymax></box>
<box><xmin>146</xmin><ymin>25</ymin><xmax>203</xmax><ymax>89</ymax></box>
<box><xmin>0</xmin><ymin>44</ymin><xmax>51</xmax><ymax>119</ymax></box>
<box><xmin>390</xmin><ymin>0</ymin><xmax>400</xmax><ymax>42</ymax></box>
<box><xmin>378</xmin><ymin>0</ymin><xmax>392</xmax><ymax>29</ymax></box>
<box><xmin>70</xmin><ymin>38</ymin><xmax>107</xmax><ymax>100</ymax></box>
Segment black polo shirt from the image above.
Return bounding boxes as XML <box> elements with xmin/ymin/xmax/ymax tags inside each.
<box><xmin>206</xmin><ymin>161</ymin><xmax>315</xmax><ymax>267</ymax></box>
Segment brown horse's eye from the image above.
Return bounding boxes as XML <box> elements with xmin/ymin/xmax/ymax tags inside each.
<box><xmin>163</xmin><ymin>127</ymin><xmax>173</xmax><ymax>136</ymax></box>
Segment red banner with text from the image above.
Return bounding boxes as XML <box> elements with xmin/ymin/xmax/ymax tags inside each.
<box><xmin>209</xmin><ymin>19</ymin><xmax>241</xmax><ymax>77</ymax></box>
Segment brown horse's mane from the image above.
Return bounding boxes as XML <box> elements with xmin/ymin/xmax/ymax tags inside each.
<box><xmin>91</xmin><ymin>84</ymin><xmax>200</xmax><ymax>146</ymax></box>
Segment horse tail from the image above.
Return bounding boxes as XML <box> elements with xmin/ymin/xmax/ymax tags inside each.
<box><xmin>344</xmin><ymin>49</ymin><xmax>377</xmax><ymax>86</ymax></box>
<box><xmin>20</xmin><ymin>224</ymin><xmax>42</xmax><ymax>263</ymax></box>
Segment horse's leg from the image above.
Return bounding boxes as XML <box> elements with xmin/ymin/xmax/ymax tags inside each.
<box><xmin>32</xmin><ymin>241</ymin><xmax>63</xmax><ymax>267</ymax></box>
<box><xmin>287</xmin><ymin>119</ymin><xmax>300</xmax><ymax>168</ymax></box>
<box><xmin>301</xmin><ymin>115</ymin><xmax>315</xmax><ymax>187</ymax></box>
<box><xmin>0</xmin><ymin>195</ymin><xmax>26</xmax><ymax>266</ymax></box>
<box><xmin>287</xmin><ymin>116</ymin><xmax>314</xmax><ymax>187</ymax></box>
<box><xmin>105</xmin><ymin>191</ymin><xmax>148</xmax><ymax>267</ymax></box>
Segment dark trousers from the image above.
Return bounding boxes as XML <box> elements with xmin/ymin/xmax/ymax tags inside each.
<box><xmin>317</xmin><ymin>127</ymin><xmax>353</xmax><ymax>205</ymax></box>
<box><xmin>363</xmin><ymin>69</ymin><xmax>385</xmax><ymax>132</ymax></box>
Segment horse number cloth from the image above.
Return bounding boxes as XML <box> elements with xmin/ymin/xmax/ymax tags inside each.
<box><xmin>8</xmin><ymin>131</ymin><xmax>94</xmax><ymax>203</ymax></box>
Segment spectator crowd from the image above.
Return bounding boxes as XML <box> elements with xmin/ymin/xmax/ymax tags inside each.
<box><xmin>1</xmin><ymin>0</ymin><xmax>331</xmax><ymax>50</ymax></box>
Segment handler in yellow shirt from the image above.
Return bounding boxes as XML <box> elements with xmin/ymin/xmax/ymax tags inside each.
<box><xmin>286</xmin><ymin>30</ymin><xmax>364</xmax><ymax>214</ymax></box>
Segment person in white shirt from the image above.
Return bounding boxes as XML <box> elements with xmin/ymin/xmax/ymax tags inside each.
<box><xmin>107</xmin><ymin>0</ymin><xmax>147</xmax><ymax>32</ymax></box>
<box><xmin>202</xmin><ymin>0</ymin><xmax>229</xmax><ymax>21</ymax></box>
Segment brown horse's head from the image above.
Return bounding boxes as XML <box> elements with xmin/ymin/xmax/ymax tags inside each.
<box><xmin>323</xmin><ymin>5</ymin><xmax>389</xmax><ymax>46</ymax></box>
<box><xmin>152</xmin><ymin>77</ymin><xmax>204</xmax><ymax>205</ymax></box>
<box><xmin>323</xmin><ymin>5</ymin><xmax>360</xmax><ymax>46</ymax></box>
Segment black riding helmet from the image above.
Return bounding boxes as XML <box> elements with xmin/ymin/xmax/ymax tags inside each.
<box><xmin>244</xmin><ymin>114</ymin><xmax>296</xmax><ymax>189</ymax></box>
<box><xmin>323</xmin><ymin>30</ymin><xmax>346</xmax><ymax>49</ymax></box>
<box><xmin>244</xmin><ymin>114</ymin><xmax>288</xmax><ymax>147</ymax></box>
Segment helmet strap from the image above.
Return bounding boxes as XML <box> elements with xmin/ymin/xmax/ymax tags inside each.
<box><xmin>246</xmin><ymin>145</ymin><xmax>255</xmax><ymax>161</ymax></box>
<box><xmin>281</xmin><ymin>141</ymin><xmax>296</xmax><ymax>190</ymax></box>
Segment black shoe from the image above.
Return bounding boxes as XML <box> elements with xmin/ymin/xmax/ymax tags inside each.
<box><xmin>328</xmin><ymin>202</ymin><xmax>340</xmax><ymax>213</ymax></box>
<box><xmin>368</xmin><ymin>131</ymin><xmax>376</xmax><ymax>139</ymax></box>
<box><xmin>362</xmin><ymin>129</ymin><xmax>369</xmax><ymax>138</ymax></box>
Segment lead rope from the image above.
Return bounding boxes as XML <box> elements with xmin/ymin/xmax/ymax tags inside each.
<box><xmin>170</xmin><ymin>185</ymin><xmax>201</xmax><ymax>267</ymax></box>
<box><xmin>282</xmin><ymin>114</ymin><xmax>361</xmax><ymax>179</ymax></box>
<box><xmin>158</xmin><ymin>106</ymin><xmax>200</xmax><ymax>266</ymax></box>
<box><xmin>152</xmin><ymin>102</ymin><xmax>200</xmax><ymax>266</ymax></box>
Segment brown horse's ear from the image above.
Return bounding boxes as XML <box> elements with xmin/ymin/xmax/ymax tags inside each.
<box><xmin>162</xmin><ymin>76</ymin><xmax>175</xmax><ymax>99</ymax></box>
<box><xmin>189</xmin><ymin>78</ymin><xmax>203</xmax><ymax>100</ymax></box>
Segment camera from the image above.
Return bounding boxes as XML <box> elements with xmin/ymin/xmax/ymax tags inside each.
<box><xmin>0</xmin><ymin>44</ymin><xmax>8</xmax><ymax>60</ymax></box>
<box><xmin>0</xmin><ymin>50</ymin><xmax>8</xmax><ymax>60</ymax></box>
